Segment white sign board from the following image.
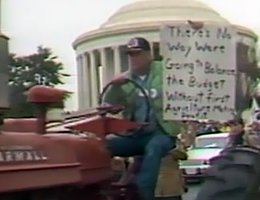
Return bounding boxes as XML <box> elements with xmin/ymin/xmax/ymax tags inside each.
<box><xmin>160</xmin><ymin>24</ymin><xmax>237</xmax><ymax>121</ymax></box>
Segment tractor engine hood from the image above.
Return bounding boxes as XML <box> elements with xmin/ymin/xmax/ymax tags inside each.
<box><xmin>44</xmin><ymin>133</ymin><xmax>112</xmax><ymax>185</ymax></box>
<box><xmin>0</xmin><ymin>132</ymin><xmax>81</xmax><ymax>193</ymax></box>
<box><xmin>1</xmin><ymin>117</ymin><xmax>113</xmax><ymax>194</ymax></box>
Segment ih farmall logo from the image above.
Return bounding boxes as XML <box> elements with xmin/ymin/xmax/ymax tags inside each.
<box><xmin>0</xmin><ymin>145</ymin><xmax>48</xmax><ymax>162</ymax></box>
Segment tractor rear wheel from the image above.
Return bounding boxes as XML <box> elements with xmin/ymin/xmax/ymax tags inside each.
<box><xmin>195</xmin><ymin>146</ymin><xmax>260</xmax><ymax>200</ymax></box>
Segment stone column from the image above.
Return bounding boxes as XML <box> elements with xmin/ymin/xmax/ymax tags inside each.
<box><xmin>89</xmin><ymin>51</ymin><xmax>98</xmax><ymax>107</ymax></box>
<box><xmin>150</xmin><ymin>42</ymin><xmax>154</xmax><ymax>57</ymax></box>
<box><xmin>106</xmin><ymin>48</ymin><xmax>115</xmax><ymax>85</ymax></box>
<box><xmin>100</xmin><ymin>48</ymin><xmax>108</xmax><ymax>86</ymax></box>
<box><xmin>82</xmin><ymin>52</ymin><xmax>91</xmax><ymax>109</ymax></box>
<box><xmin>113</xmin><ymin>46</ymin><xmax>121</xmax><ymax>75</ymax></box>
<box><xmin>76</xmin><ymin>55</ymin><xmax>84</xmax><ymax>110</ymax></box>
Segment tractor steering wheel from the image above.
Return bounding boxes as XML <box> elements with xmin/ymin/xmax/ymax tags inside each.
<box><xmin>99</xmin><ymin>78</ymin><xmax>151</xmax><ymax>136</ymax></box>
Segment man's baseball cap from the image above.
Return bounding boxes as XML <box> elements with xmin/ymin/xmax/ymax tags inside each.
<box><xmin>125</xmin><ymin>37</ymin><xmax>151</xmax><ymax>53</ymax></box>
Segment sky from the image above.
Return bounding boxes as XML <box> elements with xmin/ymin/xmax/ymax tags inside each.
<box><xmin>1</xmin><ymin>0</ymin><xmax>260</xmax><ymax>111</ymax></box>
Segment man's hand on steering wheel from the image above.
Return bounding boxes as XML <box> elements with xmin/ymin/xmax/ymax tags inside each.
<box><xmin>111</xmin><ymin>73</ymin><xmax>128</xmax><ymax>84</ymax></box>
<box><xmin>99</xmin><ymin>78</ymin><xmax>151</xmax><ymax>136</ymax></box>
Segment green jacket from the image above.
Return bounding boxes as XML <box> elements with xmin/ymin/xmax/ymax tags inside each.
<box><xmin>102</xmin><ymin>61</ymin><xmax>182</xmax><ymax>136</ymax></box>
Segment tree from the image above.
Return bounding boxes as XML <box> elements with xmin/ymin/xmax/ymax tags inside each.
<box><xmin>7</xmin><ymin>46</ymin><xmax>70</xmax><ymax>118</ymax></box>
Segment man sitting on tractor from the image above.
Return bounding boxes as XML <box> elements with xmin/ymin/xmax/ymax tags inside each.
<box><xmin>102</xmin><ymin>37</ymin><xmax>187</xmax><ymax>200</ymax></box>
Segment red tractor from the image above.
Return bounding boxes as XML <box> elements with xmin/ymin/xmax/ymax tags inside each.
<box><xmin>0</xmin><ymin>84</ymin><xmax>148</xmax><ymax>200</ymax></box>
<box><xmin>0</xmin><ymin>34</ymin><xmax>146</xmax><ymax>200</ymax></box>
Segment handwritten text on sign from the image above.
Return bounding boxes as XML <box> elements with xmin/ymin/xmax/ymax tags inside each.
<box><xmin>160</xmin><ymin>24</ymin><xmax>236</xmax><ymax>121</ymax></box>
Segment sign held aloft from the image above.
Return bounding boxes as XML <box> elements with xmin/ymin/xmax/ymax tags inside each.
<box><xmin>160</xmin><ymin>22</ymin><xmax>237</xmax><ymax>121</ymax></box>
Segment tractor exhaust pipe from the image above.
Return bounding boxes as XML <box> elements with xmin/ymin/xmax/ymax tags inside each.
<box><xmin>27</xmin><ymin>85</ymin><xmax>67</xmax><ymax>134</ymax></box>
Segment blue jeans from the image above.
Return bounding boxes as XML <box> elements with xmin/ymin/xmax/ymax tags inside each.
<box><xmin>106</xmin><ymin>130</ymin><xmax>175</xmax><ymax>200</ymax></box>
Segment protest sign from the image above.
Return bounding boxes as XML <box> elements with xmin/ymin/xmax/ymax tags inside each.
<box><xmin>160</xmin><ymin>23</ymin><xmax>236</xmax><ymax>121</ymax></box>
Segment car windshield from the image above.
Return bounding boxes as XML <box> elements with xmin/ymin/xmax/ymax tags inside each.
<box><xmin>195</xmin><ymin>136</ymin><xmax>228</xmax><ymax>148</ymax></box>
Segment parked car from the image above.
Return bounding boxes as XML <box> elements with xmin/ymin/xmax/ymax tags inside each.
<box><xmin>180</xmin><ymin>133</ymin><xmax>229</xmax><ymax>181</ymax></box>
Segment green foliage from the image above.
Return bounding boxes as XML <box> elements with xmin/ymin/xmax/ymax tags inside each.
<box><xmin>7</xmin><ymin>46</ymin><xmax>70</xmax><ymax>118</ymax></box>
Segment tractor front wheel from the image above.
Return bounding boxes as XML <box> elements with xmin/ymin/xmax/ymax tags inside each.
<box><xmin>195</xmin><ymin>146</ymin><xmax>260</xmax><ymax>200</ymax></box>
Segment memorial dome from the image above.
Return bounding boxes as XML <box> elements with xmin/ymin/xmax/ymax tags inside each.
<box><xmin>73</xmin><ymin>0</ymin><xmax>256</xmax><ymax>48</ymax></box>
<box><xmin>101</xmin><ymin>0</ymin><xmax>229</xmax><ymax>29</ymax></box>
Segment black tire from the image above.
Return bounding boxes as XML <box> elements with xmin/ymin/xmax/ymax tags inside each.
<box><xmin>195</xmin><ymin>146</ymin><xmax>260</xmax><ymax>200</ymax></box>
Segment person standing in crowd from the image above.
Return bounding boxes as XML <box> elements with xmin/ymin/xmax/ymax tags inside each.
<box><xmin>220</xmin><ymin>122</ymin><xmax>231</xmax><ymax>133</ymax></box>
<box><xmin>155</xmin><ymin>138</ymin><xmax>188</xmax><ymax>200</ymax></box>
<box><xmin>226</xmin><ymin>118</ymin><xmax>245</xmax><ymax>147</ymax></box>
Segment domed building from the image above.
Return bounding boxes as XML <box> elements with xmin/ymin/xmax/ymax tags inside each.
<box><xmin>73</xmin><ymin>0</ymin><xmax>258</xmax><ymax>110</ymax></box>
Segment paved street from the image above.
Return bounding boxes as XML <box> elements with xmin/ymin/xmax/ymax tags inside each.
<box><xmin>183</xmin><ymin>183</ymin><xmax>201</xmax><ymax>200</ymax></box>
